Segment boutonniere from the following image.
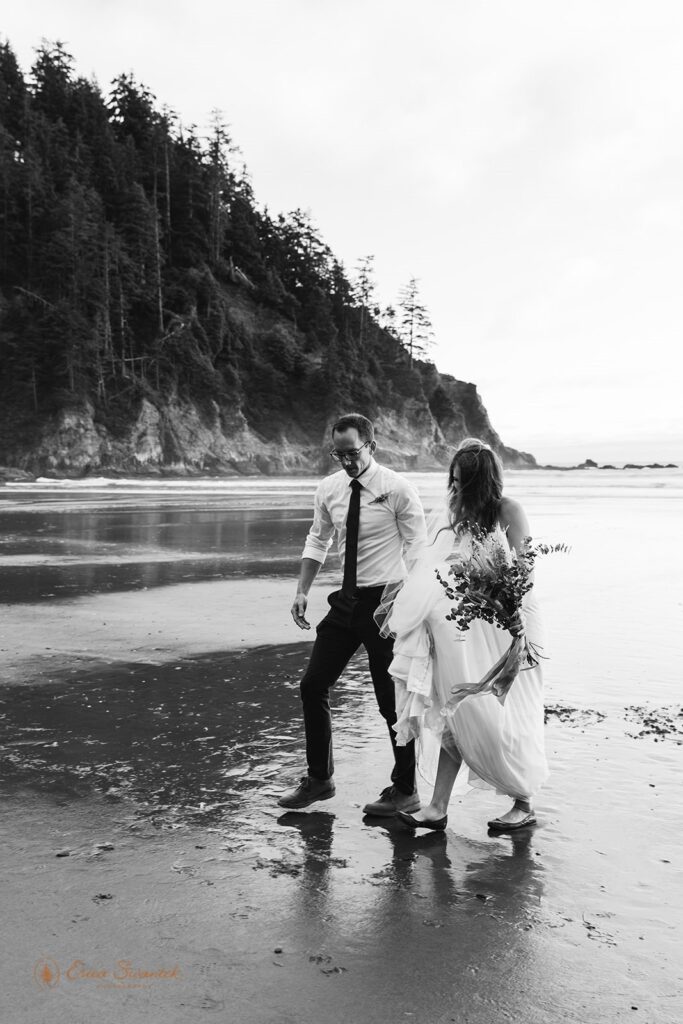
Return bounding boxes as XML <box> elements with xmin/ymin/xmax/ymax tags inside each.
<box><xmin>369</xmin><ymin>491</ymin><xmax>393</xmax><ymax>505</ymax></box>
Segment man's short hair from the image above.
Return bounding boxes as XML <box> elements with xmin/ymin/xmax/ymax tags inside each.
<box><xmin>331</xmin><ymin>413</ymin><xmax>375</xmax><ymax>444</ymax></box>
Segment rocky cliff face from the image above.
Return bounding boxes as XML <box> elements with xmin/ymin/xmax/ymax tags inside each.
<box><xmin>0</xmin><ymin>379</ymin><xmax>535</xmax><ymax>477</ymax></box>
<box><xmin>0</xmin><ymin>264</ymin><xmax>536</xmax><ymax>479</ymax></box>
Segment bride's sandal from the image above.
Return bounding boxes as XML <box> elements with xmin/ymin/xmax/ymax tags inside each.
<box><xmin>397</xmin><ymin>810</ymin><xmax>448</xmax><ymax>831</ymax></box>
<box><xmin>487</xmin><ymin>810</ymin><xmax>536</xmax><ymax>831</ymax></box>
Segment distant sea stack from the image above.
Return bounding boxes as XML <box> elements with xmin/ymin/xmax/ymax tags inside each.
<box><xmin>0</xmin><ymin>41</ymin><xmax>534</xmax><ymax>478</ymax></box>
<box><xmin>538</xmin><ymin>459</ymin><xmax>678</xmax><ymax>471</ymax></box>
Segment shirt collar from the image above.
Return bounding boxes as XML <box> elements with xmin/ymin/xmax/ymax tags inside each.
<box><xmin>347</xmin><ymin>459</ymin><xmax>382</xmax><ymax>494</ymax></box>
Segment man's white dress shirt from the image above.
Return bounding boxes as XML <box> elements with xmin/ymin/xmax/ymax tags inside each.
<box><xmin>302</xmin><ymin>460</ymin><xmax>427</xmax><ymax>587</ymax></box>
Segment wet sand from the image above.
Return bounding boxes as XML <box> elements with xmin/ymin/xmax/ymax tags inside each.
<box><xmin>2</xmin><ymin>474</ymin><xmax>683</xmax><ymax>1022</ymax></box>
<box><xmin>2</xmin><ymin>592</ymin><xmax>682</xmax><ymax>1023</ymax></box>
<box><xmin>0</xmin><ymin>578</ymin><xmax>330</xmax><ymax>685</ymax></box>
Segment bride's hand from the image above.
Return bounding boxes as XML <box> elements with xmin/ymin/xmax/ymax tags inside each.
<box><xmin>291</xmin><ymin>592</ymin><xmax>310</xmax><ymax>630</ymax></box>
<box><xmin>507</xmin><ymin>608</ymin><xmax>526</xmax><ymax>638</ymax></box>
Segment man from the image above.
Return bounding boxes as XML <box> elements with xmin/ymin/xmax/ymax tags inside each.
<box><xmin>278</xmin><ymin>413</ymin><xmax>427</xmax><ymax>815</ymax></box>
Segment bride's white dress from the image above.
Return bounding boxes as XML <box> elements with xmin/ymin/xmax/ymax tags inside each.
<box><xmin>383</xmin><ymin>520</ymin><xmax>549</xmax><ymax>801</ymax></box>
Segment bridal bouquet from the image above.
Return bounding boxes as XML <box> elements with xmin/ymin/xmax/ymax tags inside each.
<box><xmin>435</xmin><ymin>527</ymin><xmax>568</xmax><ymax>705</ymax></box>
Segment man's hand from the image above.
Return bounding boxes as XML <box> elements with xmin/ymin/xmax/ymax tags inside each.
<box><xmin>291</xmin><ymin>559</ymin><xmax>320</xmax><ymax>629</ymax></box>
<box><xmin>291</xmin><ymin>592</ymin><xmax>310</xmax><ymax>630</ymax></box>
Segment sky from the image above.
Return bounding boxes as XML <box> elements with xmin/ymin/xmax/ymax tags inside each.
<box><xmin>3</xmin><ymin>0</ymin><xmax>682</xmax><ymax>464</ymax></box>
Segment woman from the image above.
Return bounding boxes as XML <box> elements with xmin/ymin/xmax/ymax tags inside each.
<box><xmin>378</xmin><ymin>437</ymin><xmax>548</xmax><ymax>832</ymax></box>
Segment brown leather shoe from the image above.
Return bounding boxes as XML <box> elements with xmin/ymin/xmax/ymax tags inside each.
<box><xmin>362</xmin><ymin>785</ymin><xmax>420</xmax><ymax>817</ymax></box>
<box><xmin>277</xmin><ymin>775</ymin><xmax>336</xmax><ymax>809</ymax></box>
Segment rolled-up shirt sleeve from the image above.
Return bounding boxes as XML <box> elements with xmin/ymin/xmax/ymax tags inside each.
<box><xmin>394</xmin><ymin>483</ymin><xmax>428</xmax><ymax>564</ymax></box>
<box><xmin>301</xmin><ymin>484</ymin><xmax>335</xmax><ymax>564</ymax></box>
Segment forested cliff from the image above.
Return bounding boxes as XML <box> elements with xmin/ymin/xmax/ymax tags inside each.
<box><xmin>0</xmin><ymin>42</ymin><xmax>535</xmax><ymax>476</ymax></box>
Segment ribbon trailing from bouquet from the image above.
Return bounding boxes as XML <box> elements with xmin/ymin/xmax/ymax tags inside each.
<box><xmin>446</xmin><ymin>633</ymin><xmax>546</xmax><ymax>710</ymax></box>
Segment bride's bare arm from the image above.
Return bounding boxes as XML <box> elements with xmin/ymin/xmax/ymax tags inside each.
<box><xmin>499</xmin><ymin>497</ymin><xmax>534</xmax><ymax>637</ymax></box>
<box><xmin>498</xmin><ymin>496</ymin><xmax>531</xmax><ymax>557</ymax></box>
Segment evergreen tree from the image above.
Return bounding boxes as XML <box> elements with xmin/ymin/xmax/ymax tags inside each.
<box><xmin>397</xmin><ymin>277</ymin><xmax>434</xmax><ymax>366</ymax></box>
<box><xmin>352</xmin><ymin>254</ymin><xmax>379</xmax><ymax>348</ymax></box>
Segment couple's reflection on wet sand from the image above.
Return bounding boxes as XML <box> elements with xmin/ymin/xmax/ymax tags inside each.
<box><xmin>275</xmin><ymin>811</ymin><xmax>339</xmax><ymax>919</ymax></box>
<box><xmin>276</xmin><ymin>808</ymin><xmax>543</xmax><ymax>927</ymax></box>
<box><xmin>364</xmin><ymin>816</ymin><xmax>542</xmax><ymax>914</ymax></box>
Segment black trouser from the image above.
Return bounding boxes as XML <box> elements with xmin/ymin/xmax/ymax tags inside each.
<box><xmin>300</xmin><ymin>586</ymin><xmax>416</xmax><ymax>794</ymax></box>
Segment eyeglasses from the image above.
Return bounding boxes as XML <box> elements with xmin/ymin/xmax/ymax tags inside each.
<box><xmin>329</xmin><ymin>441</ymin><xmax>371</xmax><ymax>463</ymax></box>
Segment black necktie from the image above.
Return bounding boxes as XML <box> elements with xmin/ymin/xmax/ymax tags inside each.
<box><xmin>342</xmin><ymin>479</ymin><xmax>362</xmax><ymax>596</ymax></box>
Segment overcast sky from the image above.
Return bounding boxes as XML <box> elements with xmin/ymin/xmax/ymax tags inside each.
<box><xmin>3</xmin><ymin>1</ymin><xmax>682</xmax><ymax>463</ymax></box>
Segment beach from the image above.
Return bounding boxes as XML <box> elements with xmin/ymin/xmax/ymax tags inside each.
<box><xmin>1</xmin><ymin>470</ymin><xmax>682</xmax><ymax>1023</ymax></box>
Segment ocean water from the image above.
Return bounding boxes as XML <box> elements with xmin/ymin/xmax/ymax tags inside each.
<box><xmin>1</xmin><ymin>467</ymin><xmax>681</xmax><ymax>708</ymax></box>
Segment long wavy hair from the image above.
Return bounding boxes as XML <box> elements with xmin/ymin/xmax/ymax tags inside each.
<box><xmin>447</xmin><ymin>437</ymin><xmax>504</xmax><ymax>533</ymax></box>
